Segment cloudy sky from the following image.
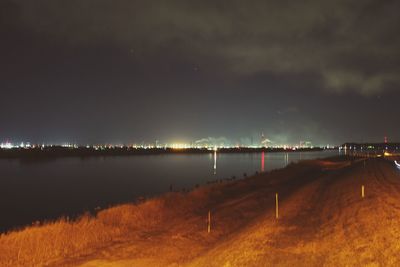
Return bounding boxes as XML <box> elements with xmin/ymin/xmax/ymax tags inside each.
<box><xmin>0</xmin><ymin>0</ymin><xmax>399</xmax><ymax>145</ymax></box>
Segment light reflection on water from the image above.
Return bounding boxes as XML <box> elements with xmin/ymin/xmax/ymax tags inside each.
<box><xmin>0</xmin><ymin>150</ymin><xmax>338</xmax><ymax>232</ymax></box>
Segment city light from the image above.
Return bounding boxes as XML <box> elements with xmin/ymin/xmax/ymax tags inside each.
<box><xmin>0</xmin><ymin>142</ymin><xmax>32</xmax><ymax>149</ymax></box>
<box><xmin>170</xmin><ymin>143</ymin><xmax>190</xmax><ymax>149</ymax></box>
<box><xmin>0</xmin><ymin>142</ymin><xmax>13</xmax><ymax>149</ymax></box>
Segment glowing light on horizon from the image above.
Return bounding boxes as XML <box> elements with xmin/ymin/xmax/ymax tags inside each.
<box><xmin>170</xmin><ymin>143</ymin><xmax>190</xmax><ymax>149</ymax></box>
<box><xmin>0</xmin><ymin>142</ymin><xmax>13</xmax><ymax>149</ymax></box>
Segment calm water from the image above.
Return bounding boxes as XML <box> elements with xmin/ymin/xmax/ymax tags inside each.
<box><xmin>0</xmin><ymin>150</ymin><xmax>339</xmax><ymax>232</ymax></box>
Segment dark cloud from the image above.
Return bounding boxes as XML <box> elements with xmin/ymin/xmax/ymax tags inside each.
<box><xmin>9</xmin><ymin>0</ymin><xmax>400</xmax><ymax>95</ymax></box>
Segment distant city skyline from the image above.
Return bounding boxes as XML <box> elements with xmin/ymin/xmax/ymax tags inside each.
<box><xmin>0</xmin><ymin>130</ymin><xmax>395</xmax><ymax>148</ymax></box>
<box><xmin>1</xmin><ymin>134</ymin><xmax>393</xmax><ymax>149</ymax></box>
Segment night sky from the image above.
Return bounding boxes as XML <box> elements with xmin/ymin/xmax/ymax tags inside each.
<box><xmin>1</xmin><ymin>0</ymin><xmax>399</xmax><ymax>146</ymax></box>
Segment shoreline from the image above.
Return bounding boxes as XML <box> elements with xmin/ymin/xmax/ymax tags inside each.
<box><xmin>0</xmin><ymin>147</ymin><xmax>331</xmax><ymax>159</ymax></box>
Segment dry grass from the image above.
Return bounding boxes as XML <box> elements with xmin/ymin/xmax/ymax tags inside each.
<box><xmin>0</xmin><ymin>186</ymin><xmax>216</xmax><ymax>267</ymax></box>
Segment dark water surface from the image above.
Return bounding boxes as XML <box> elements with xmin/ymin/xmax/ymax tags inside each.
<box><xmin>0</xmin><ymin>150</ymin><xmax>339</xmax><ymax>232</ymax></box>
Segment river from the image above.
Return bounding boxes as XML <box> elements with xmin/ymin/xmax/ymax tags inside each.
<box><xmin>0</xmin><ymin>150</ymin><xmax>339</xmax><ymax>232</ymax></box>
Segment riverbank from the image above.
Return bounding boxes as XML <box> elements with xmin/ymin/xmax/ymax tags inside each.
<box><xmin>1</xmin><ymin>156</ymin><xmax>400</xmax><ymax>266</ymax></box>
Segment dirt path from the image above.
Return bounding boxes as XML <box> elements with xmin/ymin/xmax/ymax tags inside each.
<box><xmin>52</xmin><ymin>158</ymin><xmax>400</xmax><ymax>266</ymax></box>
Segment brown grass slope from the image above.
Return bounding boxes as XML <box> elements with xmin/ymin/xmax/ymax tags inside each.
<box><xmin>1</xmin><ymin>157</ymin><xmax>400</xmax><ymax>266</ymax></box>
